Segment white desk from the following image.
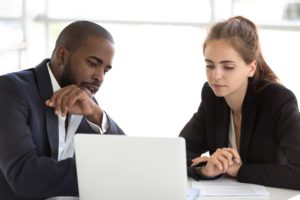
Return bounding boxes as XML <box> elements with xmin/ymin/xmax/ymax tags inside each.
<box><xmin>188</xmin><ymin>178</ymin><xmax>300</xmax><ymax>200</ymax></box>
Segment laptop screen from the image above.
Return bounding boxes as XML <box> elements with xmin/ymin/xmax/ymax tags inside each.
<box><xmin>74</xmin><ymin>134</ymin><xmax>188</xmax><ymax>200</ymax></box>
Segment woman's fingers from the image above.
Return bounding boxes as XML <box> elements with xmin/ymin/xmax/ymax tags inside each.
<box><xmin>191</xmin><ymin>148</ymin><xmax>242</xmax><ymax>177</ymax></box>
<box><xmin>191</xmin><ymin>156</ymin><xmax>209</xmax><ymax>166</ymax></box>
<box><xmin>210</xmin><ymin>148</ymin><xmax>241</xmax><ymax>172</ymax></box>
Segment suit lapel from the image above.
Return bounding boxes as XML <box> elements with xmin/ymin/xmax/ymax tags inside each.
<box><xmin>34</xmin><ymin>59</ymin><xmax>59</xmax><ymax>159</ymax></box>
<box><xmin>239</xmin><ymin>85</ymin><xmax>256</xmax><ymax>162</ymax></box>
<box><xmin>215</xmin><ymin>98</ymin><xmax>230</xmax><ymax>148</ymax></box>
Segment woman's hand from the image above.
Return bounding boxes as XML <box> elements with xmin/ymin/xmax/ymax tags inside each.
<box><xmin>225</xmin><ymin>163</ymin><xmax>242</xmax><ymax>177</ymax></box>
<box><xmin>191</xmin><ymin>155</ymin><xmax>210</xmax><ymax>167</ymax></box>
<box><xmin>193</xmin><ymin>148</ymin><xmax>241</xmax><ymax>178</ymax></box>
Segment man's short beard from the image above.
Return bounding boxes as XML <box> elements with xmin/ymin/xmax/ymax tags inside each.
<box><xmin>59</xmin><ymin>62</ymin><xmax>75</xmax><ymax>88</ymax></box>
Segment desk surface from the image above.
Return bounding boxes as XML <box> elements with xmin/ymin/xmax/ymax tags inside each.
<box><xmin>188</xmin><ymin>178</ymin><xmax>300</xmax><ymax>200</ymax></box>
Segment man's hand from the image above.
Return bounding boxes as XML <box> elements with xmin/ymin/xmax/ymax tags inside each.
<box><xmin>45</xmin><ymin>84</ymin><xmax>103</xmax><ymax>124</ymax></box>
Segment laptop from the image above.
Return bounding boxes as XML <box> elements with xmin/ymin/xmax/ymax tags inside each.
<box><xmin>74</xmin><ymin>134</ymin><xmax>188</xmax><ymax>200</ymax></box>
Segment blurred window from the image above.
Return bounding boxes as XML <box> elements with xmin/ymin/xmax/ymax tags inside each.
<box><xmin>233</xmin><ymin>0</ymin><xmax>300</xmax><ymax>24</ymax></box>
<box><xmin>47</xmin><ymin>0</ymin><xmax>211</xmax><ymax>23</ymax></box>
<box><xmin>0</xmin><ymin>0</ymin><xmax>25</xmax><ymax>74</ymax></box>
<box><xmin>1</xmin><ymin>0</ymin><xmax>300</xmax><ymax>137</ymax></box>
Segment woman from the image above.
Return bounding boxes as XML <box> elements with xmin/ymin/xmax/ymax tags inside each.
<box><xmin>179</xmin><ymin>16</ymin><xmax>300</xmax><ymax>189</ymax></box>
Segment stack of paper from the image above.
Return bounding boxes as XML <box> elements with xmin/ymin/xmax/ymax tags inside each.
<box><xmin>191</xmin><ymin>177</ymin><xmax>269</xmax><ymax>196</ymax></box>
<box><xmin>288</xmin><ymin>194</ymin><xmax>300</xmax><ymax>200</ymax></box>
<box><xmin>187</xmin><ymin>187</ymin><xmax>200</xmax><ymax>200</ymax></box>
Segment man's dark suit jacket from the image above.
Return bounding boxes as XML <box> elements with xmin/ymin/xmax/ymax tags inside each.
<box><xmin>180</xmin><ymin>81</ymin><xmax>300</xmax><ymax>190</ymax></box>
<box><xmin>0</xmin><ymin>59</ymin><xmax>125</xmax><ymax>200</ymax></box>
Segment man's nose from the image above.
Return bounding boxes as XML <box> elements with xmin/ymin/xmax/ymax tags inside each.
<box><xmin>93</xmin><ymin>68</ymin><xmax>105</xmax><ymax>81</ymax></box>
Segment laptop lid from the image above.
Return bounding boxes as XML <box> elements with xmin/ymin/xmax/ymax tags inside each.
<box><xmin>74</xmin><ymin>134</ymin><xmax>187</xmax><ymax>200</ymax></box>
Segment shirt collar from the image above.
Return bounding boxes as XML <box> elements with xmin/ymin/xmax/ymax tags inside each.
<box><xmin>46</xmin><ymin>62</ymin><xmax>61</xmax><ymax>92</ymax></box>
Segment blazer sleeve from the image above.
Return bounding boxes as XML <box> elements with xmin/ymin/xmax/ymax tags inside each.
<box><xmin>76</xmin><ymin>112</ymin><xmax>125</xmax><ymax>136</ymax></box>
<box><xmin>0</xmin><ymin>75</ymin><xmax>78</xmax><ymax>199</ymax></box>
<box><xmin>179</xmin><ymin>83</ymin><xmax>210</xmax><ymax>166</ymax></box>
<box><xmin>237</xmin><ymin>85</ymin><xmax>300</xmax><ymax>190</ymax></box>
<box><xmin>89</xmin><ymin>97</ymin><xmax>125</xmax><ymax>135</ymax></box>
<box><xmin>105</xmin><ymin>114</ymin><xmax>126</xmax><ymax>135</ymax></box>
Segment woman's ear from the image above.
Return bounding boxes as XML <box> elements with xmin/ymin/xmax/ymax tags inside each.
<box><xmin>248</xmin><ymin>60</ymin><xmax>257</xmax><ymax>77</ymax></box>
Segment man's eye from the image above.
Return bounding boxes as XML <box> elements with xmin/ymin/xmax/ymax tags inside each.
<box><xmin>87</xmin><ymin>60</ymin><xmax>97</xmax><ymax>67</ymax></box>
<box><xmin>104</xmin><ymin>68</ymin><xmax>111</xmax><ymax>74</ymax></box>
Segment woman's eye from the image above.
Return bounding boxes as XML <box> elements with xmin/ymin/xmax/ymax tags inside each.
<box><xmin>224</xmin><ymin>66</ymin><xmax>234</xmax><ymax>70</ymax></box>
<box><xmin>206</xmin><ymin>65</ymin><xmax>214</xmax><ymax>69</ymax></box>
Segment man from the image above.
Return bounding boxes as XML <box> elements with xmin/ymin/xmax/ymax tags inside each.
<box><xmin>0</xmin><ymin>21</ymin><xmax>125</xmax><ymax>200</ymax></box>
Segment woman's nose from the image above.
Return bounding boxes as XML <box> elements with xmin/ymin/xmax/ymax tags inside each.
<box><xmin>211</xmin><ymin>68</ymin><xmax>223</xmax><ymax>80</ymax></box>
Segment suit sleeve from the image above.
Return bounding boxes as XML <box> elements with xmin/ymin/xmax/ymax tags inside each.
<box><xmin>237</xmin><ymin>86</ymin><xmax>300</xmax><ymax>190</ymax></box>
<box><xmin>0</xmin><ymin>75</ymin><xmax>78</xmax><ymax>199</ymax></box>
<box><xmin>88</xmin><ymin>97</ymin><xmax>125</xmax><ymax>135</ymax></box>
<box><xmin>105</xmin><ymin>114</ymin><xmax>126</xmax><ymax>135</ymax></box>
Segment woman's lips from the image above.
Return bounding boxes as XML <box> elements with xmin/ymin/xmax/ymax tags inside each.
<box><xmin>211</xmin><ymin>83</ymin><xmax>225</xmax><ymax>89</ymax></box>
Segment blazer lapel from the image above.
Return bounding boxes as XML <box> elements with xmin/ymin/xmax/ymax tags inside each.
<box><xmin>34</xmin><ymin>59</ymin><xmax>59</xmax><ymax>159</ymax></box>
<box><xmin>215</xmin><ymin>98</ymin><xmax>230</xmax><ymax>148</ymax></box>
<box><xmin>239</xmin><ymin>85</ymin><xmax>256</xmax><ymax>162</ymax></box>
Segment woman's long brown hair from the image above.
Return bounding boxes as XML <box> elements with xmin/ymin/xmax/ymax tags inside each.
<box><xmin>203</xmin><ymin>16</ymin><xmax>279</xmax><ymax>92</ymax></box>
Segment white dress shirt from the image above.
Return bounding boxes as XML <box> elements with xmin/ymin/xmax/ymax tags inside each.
<box><xmin>46</xmin><ymin>63</ymin><xmax>108</xmax><ymax>200</ymax></box>
<box><xmin>228</xmin><ymin>111</ymin><xmax>238</xmax><ymax>151</ymax></box>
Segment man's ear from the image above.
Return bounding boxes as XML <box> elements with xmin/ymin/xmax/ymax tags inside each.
<box><xmin>56</xmin><ymin>46</ymin><xmax>67</xmax><ymax>64</ymax></box>
<box><xmin>248</xmin><ymin>60</ymin><xmax>257</xmax><ymax>77</ymax></box>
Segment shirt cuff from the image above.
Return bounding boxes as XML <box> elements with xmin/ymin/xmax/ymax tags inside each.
<box><xmin>86</xmin><ymin>111</ymin><xmax>108</xmax><ymax>134</ymax></box>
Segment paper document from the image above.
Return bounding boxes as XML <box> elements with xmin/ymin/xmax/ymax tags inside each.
<box><xmin>288</xmin><ymin>194</ymin><xmax>300</xmax><ymax>200</ymax></box>
<box><xmin>191</xmin><ymin>176</ymin><xmax>269</xmax><ymax>196</ymax></box>
<box><xmin>187</xmin><ymin>187</ymin><xmax>200</xmax><ymax>200</ymax></box>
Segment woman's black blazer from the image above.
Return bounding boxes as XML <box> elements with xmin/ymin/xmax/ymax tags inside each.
<box><xmin>180</xmin><ymin>81</ymin><xmax>300</xmax><ymax>190</ymax></box>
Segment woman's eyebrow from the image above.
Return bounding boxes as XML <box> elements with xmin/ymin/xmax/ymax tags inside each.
<box><xmin>205</xmin><ymin>59</ymin><xmax>235</xmax><ymax>64</ymax></box>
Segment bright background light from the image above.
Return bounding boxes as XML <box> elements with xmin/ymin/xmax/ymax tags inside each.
<box><xmin>1</xmin><ymin>0</ymin><xmax>300</xmax><ymax>137</ymax></box>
